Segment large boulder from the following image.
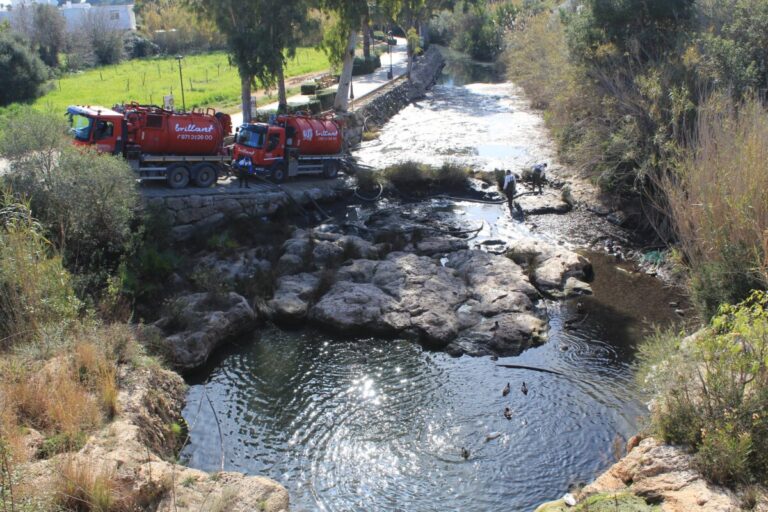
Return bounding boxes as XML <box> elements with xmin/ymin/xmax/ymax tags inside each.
<box><xmin>268</xmin><ymin>272</ymin><xmax>321</xmax><ymax>321</ymax></box>
<box><xmin>578</xmin><ymin>438</ymin><xmax>742</xmax><ymax>512</ymax></box>
<box><xmin>309</xmin><ymin>250</ymin><xmax>547</xmax><ymax>355</ymax></box>
<box><xmin>507</xmin><ymin>239</ymin><xmax>592</xmax><ymax>298</ymax></box>
<box><xmin>154</xmin><ymin>292</ymin><xmax>258</xmax><ymax>371</ymax></box>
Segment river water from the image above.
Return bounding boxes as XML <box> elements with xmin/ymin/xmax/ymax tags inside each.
<box><xmin>181</xmin><ymin>54</ymin><xmax>683</xmax><ymax>511</ymax></box>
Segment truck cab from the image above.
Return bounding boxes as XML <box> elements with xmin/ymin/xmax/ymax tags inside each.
<box><xmin>233</xmin><ymin>123</ymin><xmax>286</xmax><ymax>168</ymax></box>
<box><xmin>66</xmin><ymin>106</ymin><xmax>125</xmax><ymax>155</ymax></box>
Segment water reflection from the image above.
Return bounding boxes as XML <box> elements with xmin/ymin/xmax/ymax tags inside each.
<box><xmin>182</xmin><ymin>290</ymin><xmax>667</xmax><ymax>512</ymax></box>
<box><xmin>181</xmin><ymin>53</ymin><xmax>684</xmax><ymax>511</ymax></box>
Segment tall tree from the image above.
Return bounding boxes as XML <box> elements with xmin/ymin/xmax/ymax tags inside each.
<box><xmin>262</xmin><ymin>0</ymin><xmax>310</xmax><ymax>113</ymax></box>
<box><xmin>191</xmin><ymin>0</ymin><xmax>266</xmax><ymax>122</ymax></box>
<box><xmin>32</xmin><ymin>4</ymin><xmax>65</xmax><ymax>67</ymax></box>
<box><xmin>320</xmin><ymin>0</ymin><xmax>368</xmax><ymax>111</ymax></box>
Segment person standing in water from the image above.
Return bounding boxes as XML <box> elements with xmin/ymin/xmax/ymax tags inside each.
<box><xmin>531</xmin><ymin>163</ymin><xmax>547</xmax><ymax>194</ymax></box>
<box><xmin>503</xmin><ymin>170</ymin><xmax>517</xmax><ymax>208</ymax></box>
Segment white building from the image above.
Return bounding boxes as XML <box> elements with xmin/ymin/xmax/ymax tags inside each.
<box><xmin>0</xmin><ymin>0</ymin><xmax>136</xmax><ymax>32</ymax></box>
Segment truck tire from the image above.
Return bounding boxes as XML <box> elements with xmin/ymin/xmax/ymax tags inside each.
<box><xmin>166</xmin><ymin>164</ymin><xmax>190</xmax><ymax>189</ymax></box>
<box><xmin>271</xmin><ymin>163</ymin><xmax>286</xmax><ymax>183</ymax></box>
<box><xmin>192</xmin><ymin>163</ymin><xmax>217</xmax><ymax>188</ymax></box>
<box><xmin>323</xmin><ymin>161</ymin><xmax>339</xmax><ymax>179</ymax></box>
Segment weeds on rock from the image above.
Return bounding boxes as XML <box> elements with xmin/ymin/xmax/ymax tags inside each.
<box><xmin>382</xmin><ymin>160</ymin><xmax>470</xmax><ymax>193</ymax></box>
<box><xmin>638</xmin><ymin>290</ymin><xmax>768</xmax><ymax>486</ymax></box>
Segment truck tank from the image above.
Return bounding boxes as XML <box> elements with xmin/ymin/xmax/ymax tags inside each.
<box><xmin>279</xmin><ymin>115</ymin><xmax>343</xmax><ymax>155</ymax></box>
<box><xmin>124</xmin><ymin>105</ymin><xmax>231</xmax><ymax>156</ymax></box>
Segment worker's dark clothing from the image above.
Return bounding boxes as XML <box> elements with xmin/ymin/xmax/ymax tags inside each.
<box><xmin>532</xmin><ymin>164</ymin><xmax>545</xmax><ymax>194</ymax></box>
<box><xmin>503</xmin><ymin>173</ymin><xmax>516</xmax><ymax>212</ymax></box>
<box><xmin>236</xmin><ymin>158</ymin><xmax>252</xmax><ymax>188</ymax></box>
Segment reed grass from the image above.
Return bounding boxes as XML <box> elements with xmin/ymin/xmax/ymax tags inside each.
<box><xmin>660</xmin><ymin>94</ymin><xmax>768</xmax><ymax>316</ymax></box>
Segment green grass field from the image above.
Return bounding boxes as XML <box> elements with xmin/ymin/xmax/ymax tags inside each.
<box><xmin>33</xmin><ymin>48</ymin><xmax>330</xmax><ymax>114</ymax></box>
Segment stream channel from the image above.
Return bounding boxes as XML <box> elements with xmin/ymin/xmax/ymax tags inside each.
<box><xmin>181</xmin><ymin>54</ymin><xmax>685</xmax><ymax>511</ymax></box>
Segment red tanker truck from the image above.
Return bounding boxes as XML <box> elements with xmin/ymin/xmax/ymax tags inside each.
<box><xmin>232</xmin><ymin>114</ymin><xmax>345</xmax><ymax>182</ymax></box>
<box><xmin>66</xmin><ymin>103</ymin><xmax>233</xmax><ymax>188</ymax></box>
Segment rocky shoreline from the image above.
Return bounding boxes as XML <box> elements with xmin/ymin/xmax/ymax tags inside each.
<box><xmin>535</xmin><ymin>437</ymin><xmax>762</xmax><ymax>512</ymax></box>
<box><xmin>18</xmin><ymin>362</ymin><xmax>289</xmax><ymax>511</ymax></box>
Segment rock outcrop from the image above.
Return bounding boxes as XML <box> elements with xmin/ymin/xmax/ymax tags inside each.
<box><xmin>153</xmin><ymin>292</ymin><xmax>258</xmax><ymax>371</ymax></box>
<box><xmin>580</xmin><ymin>438</ymin><xmax>741</xmax><ymax>512</ymax></box>
<box><xmin>20</xmin><ymin>365</ymin><xmax>289</xmax><ymax>512</ymax></box>
<box><xmin>270</xmin><ymin>225</ymin><xmax>560</xmax><ymax>356</ymax></box>
<box><xmin>507</xmin><ymin>239</ymin><xmax>593</xmax><ymax>298</ymax></box>
<box><xmin>536</xmin><ymin>437</ymin><xmax>756</xmax><ymax>512</ymax></box>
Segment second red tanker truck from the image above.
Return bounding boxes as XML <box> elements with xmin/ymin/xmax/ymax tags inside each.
<box><xmin>232</xmin><ymin>114</ymin><xmax>345</xmax><ymax>183</ymax></box>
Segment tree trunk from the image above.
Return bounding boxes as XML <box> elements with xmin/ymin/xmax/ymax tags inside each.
<box><xmin>420</xmin><ymin>20</ymin><xmax>429</xmax><ymax>48</ymax></box>
<box><xmin>406</xmin><ymin>45</ymin><xmax>414</xmax><ymax>80</ymax></box>
<box><xmin>241</xmin><ymin>72</ymin><xmax>252</xmax><ymax>123</ymax></box>
<box><xmin>362</xmin><ymin>14</ymin><xmax>371</xmax><ymax>59</ymax></box>
<box><xmin>277</xmin><ymin>63</ymin><xmax>287</xmax><ymax>114</ymax></box>
<box><xmin>334</xmin><ymin>30</ymin><xmax>357</xmax><ymax>112</ymax></box>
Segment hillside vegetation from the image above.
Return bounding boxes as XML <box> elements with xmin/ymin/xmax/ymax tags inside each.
<box><xmin>503</xmin><ymin>0</ymin><xmax>768</xmax><ymax>316</ymax></box>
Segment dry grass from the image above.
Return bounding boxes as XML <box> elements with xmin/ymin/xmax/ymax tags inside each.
<box><xmin>660</xmin><ymin>94</ymin><xmax>768</xmax><ymax>315</ymax></box>
<box><xmin>56</xmin><ymin>457</ymin><xmax>123</xmax><ymax>512</ymax></box>
<box><xmin>0</xmin><ymin>322</ymin><xmax>147</xmax><ymax>460</ymax></box>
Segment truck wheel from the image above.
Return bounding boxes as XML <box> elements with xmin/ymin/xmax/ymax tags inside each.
<box><xmin>166</xmin><ymin>164</ymin><xmax>190</xmax><ymax>189</ymax></box>
<box><xmin>192</xmin><ymin>163</ymin><xmax>217</xmax><ymax>188</ymax></box>
<box><xmin>271</xmin><ymin>163</ymin><xmax>286</xmax><ymax>183</ymax></box>
<box><xmin>323</xmin><ymin>161</ymin><xmax>339</xmax><ymax>179</ymax></box>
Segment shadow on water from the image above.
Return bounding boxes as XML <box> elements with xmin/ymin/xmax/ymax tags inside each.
<box><xmin>180</xmin><ymin>53</ymin><xmax>687</xmax><ymax>511</ymax></box>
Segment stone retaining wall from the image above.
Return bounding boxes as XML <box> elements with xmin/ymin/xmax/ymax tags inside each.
<box><xmin>144</xmin><ymin>185</ymin><xmax>345</xmax><ymax>241</ymax></box>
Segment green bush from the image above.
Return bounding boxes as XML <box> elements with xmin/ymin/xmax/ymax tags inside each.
<box><xmin>352</xmin><ymin>55</ymin><xmax>381</xmax><ymax>76</ymax></box>
<box><xmin>287</xmin><ymin>98</ymin><xmax>321</xmax><ymax>114</ymax></box>
<box><xmin>0</xmin><ymin>32</ymin><xmax>49</xmax><ymax>107</ymax></box>
<box><xmin>316</xmin><ymin>87</ymin><xmax>337</xmax><ymax>110</ymax></box>
<box><xmin>661</xmin><ymin>94</ymin><xmax>768</xmax><ymax>318</ymax></box>
<box><xmin>300</xmin><ymin>81</ymin><xmax>318</xmax><ymax>95</ymax></box>
<box><xmin>0</xmin><ymin>196</ymin><xmax>80</xmax><ymax>347</ymax></box>
<box><xmin>1</xmin><ymin>110</ymin><xmax>139</xmax><ymax>292</ymax></box>
<box><xmin>451</xmin><ymin>3</ymin><xmax>505</xmax><ymax>62</ymax></box>
<box><xmin>638</xmin><ymin>291</ymin><xmax>768</xmax><ymax>486</ymax></box>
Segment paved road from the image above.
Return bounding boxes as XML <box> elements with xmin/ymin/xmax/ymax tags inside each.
<box><xmin>230</xmin><ymin>38</ymin><xmax>409</xmax><ymax>127</ymax></box>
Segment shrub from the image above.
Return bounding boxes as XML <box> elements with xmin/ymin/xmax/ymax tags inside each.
<box><xmin>56</xmin><ymin>457</ymin><xmax>123</xmax><ymax>512</ymax></box>
<box><xmin>638</xmin><ymin>291</ymin><xmax>768</xmax><ymax>485</ymax></box>
<box><xmin>0</xmin><ymin>196</ymin><xmax>80</xmax><ymax>346</ymax></box>
<box><xmin>1</xmin><ymin>110</ymin><xmax>139</xmax><ymax>295</ymax></box>
<box><xmin>659</xmin><ymin>94</ymin><xmax>768</xmax><ymax>318</ymax></box>
<box><xmin>383</xmin><ymin>161</ymin><xmax>469</xmax><ymax>192</ymax></box>
<box><xmin>0</xmin><ymin>32</ymin><xmax>48</xmax><ymax>106</ymax></box>
<box><xmin>300</xmin><ymin>81</ymin><xmax>318</xmax><ymax>95</ymax></box>
<box><xmin>316</xmin><ymin>87</ymin><xmax>337</xmax><ymax>110</ymax></box>
<box><xmin>352</xmin><ymin>55</ymin><xmax>381</xmax><ymax>76</ymax></box>
<box><xmin>123</xmin><ymin>32</ymin><xmax>159</xmax><ymax>59</ymax></box>
<box><xmin>427</xmin><ymin>10</ymin><xmax>456</xmax><ymax>45</ymax></box>
<box><xmin>451</xmin><ymin>3</ymin><xmax>504</xmax><ymax>62</ymax></box>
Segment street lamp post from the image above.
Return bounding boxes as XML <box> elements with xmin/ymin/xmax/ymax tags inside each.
<box><xmin>175</xmin><ymin>55</ymin><xmax>186</xmax><ymax>112</ymax></box>
<box><xmin>387</xmin><ymin>30</ymin><xmax>393</xmax><ymax>80</ymax></box>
